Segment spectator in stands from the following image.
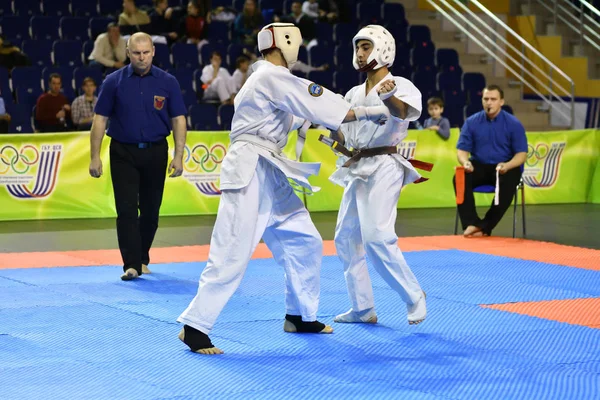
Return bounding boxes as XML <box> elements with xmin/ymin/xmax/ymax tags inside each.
<box><xmin>71</xmin><ymin>77</ymin><xmax>98</xmax><ymax>131</ymax></box>
<box><xmin>423</xmin><ymin>97</ymin><xmax>450</xmax><ymax>140</ymax></box>
<box><xmin>233</xmin><ymin>0</ymin><xmax>264</xmax><ymax>46</ymax></box>
<box><xmin>0</xmin><ymin>35</ymin><xmax>30</xmax><ymax>71</ymax></box>
<box><xmin>302</xmin><ymin>0</ymin><xmax>322</xmax><ymax>21</ymax></box>
<box><xmin>89</xmin><ymin>23</ymin><xmax>127</xmax><ymax>70</ymax></box>
<box><xmin>453</xmin><ymin>85</ymin><xmax>527</xmax><ymax>237</ymax></box>
<box><xmin>277</xmin><ymin>1</ymin><xmax>316</xmax><ymax>47</ymax></box>
<box><xmin>0</xmin><ymin>94</ymin><xmax>10</xmax><ymax>133</ymax></box>
<box><xmin>201</xmin><ymin>51</ymin><xmax>234</xmax><ymax>105</ymax></box>
<box><xmin>181</xmin><ymin>0</ymin><xmax>210</xmax><ymax>51</ymax></box>
<box><xmin>317</xmin><ymin>0</ymin><xmax>340</xmax><ymax>23</ymax></box>
<box><xmin>230</xmin><ymin>55</ymin><xmax>250</xmax><ymax>94</ymax></box>
<box><xmin>149</xmin><ymin>0</ymin><xmax>179</xmax><ymax>45</ymax></box>
<box><xmin>35</xmin><ymin>74</ymin><xmax>71</xmax><ymax>133</ymax></box>
<box><xmin>119</xmin><ymin>0</ymin><xmax>151</xmax><ymax>34</ymax></box>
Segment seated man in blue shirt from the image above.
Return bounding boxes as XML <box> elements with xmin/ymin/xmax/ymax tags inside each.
<box><xmin>453</xmin><ymin>85</ymin><xmax>528</xmax><ymax>237</ymax></box>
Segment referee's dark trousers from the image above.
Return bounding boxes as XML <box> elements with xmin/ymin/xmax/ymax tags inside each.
<box><xmin>452</xmin><ymin>160</ymin><xmax>522</xmax><ymax>235</ymax></box>
<box><xmin>110</xmin><ymin>139</ymin><xmax>168</xmax><ymax>274</ymax></box>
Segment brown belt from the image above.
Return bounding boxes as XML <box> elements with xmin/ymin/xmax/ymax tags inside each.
<box><xmin>318</xmin><ymin>134</ymin><xmax>434</xmax><ymax>183</ymax></box>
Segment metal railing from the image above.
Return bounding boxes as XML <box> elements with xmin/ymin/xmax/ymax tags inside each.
<box><xmin>528</xmin><ymin>0</ymin><xmax>600</xmax><ymax>52</ymax></box>
<box><xmin>426</xmin><ymin>0</ymin><xmax>575</xmax><ymax>128</ymax></box>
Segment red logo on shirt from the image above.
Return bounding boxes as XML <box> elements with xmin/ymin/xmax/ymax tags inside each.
<box><xmin>154</xmin><ymin>96</ymin><xmax>166</xmax><ymax>110</ymax></box>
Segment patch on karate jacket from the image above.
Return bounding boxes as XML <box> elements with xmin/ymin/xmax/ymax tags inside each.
<box><xmin>307</xmin><ymin>83</ymin><xmax>323</xmax><ymax>97</ymax></box>
<box><xmin>154</xmin><ymin>95</ymin><xmax>166</xmax><ymax>110</ymax></box>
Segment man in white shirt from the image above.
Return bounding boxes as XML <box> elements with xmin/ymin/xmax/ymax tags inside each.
<box><xmin>177</xmin><ymin>22</ymin><xmax>391</xmax><ymax>355</ymax></box>
<box><xmin>329</xmin><ymin>25</ymin><xmax>428</xmax><ymax>326</ymax></box>
<box><xmin>89</xmin><ymin>23</ymin><xmax>127</xmax><ymax>69</ymax></box>
<box><xmin>201</xmin><ymin>51</ymin><xmax>235</xmax><ymax>105</ymax></box>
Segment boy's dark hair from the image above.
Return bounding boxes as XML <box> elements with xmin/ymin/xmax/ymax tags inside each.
<box><xmin>49</xmin><ymin>73</ymin><xmax>62</xmax><ymax>83</ymax></box>
<box><xmin>484</xmin><ymin>84</ymin><xmax>504</xmax><ymax>99</ymax></box>
<box><xmin>236</xmin><ymin>55</ymin><xmax>250</xmax><ymax>68</ymax></box>
<box><xmin>210</xmin><ymin>51</ymin><xmax>222</xmax><ymax>59</ymax></box>
<box><xmin>427</xmin><ymin>97</ymin><xmax>444</xmax><ymax>108</ymax></box>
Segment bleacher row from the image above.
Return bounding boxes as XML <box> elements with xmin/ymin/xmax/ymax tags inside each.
<box><xmin>0</xmin><ymin>0</ymin><xmax>488</xmax><ymax>133</ymax></box>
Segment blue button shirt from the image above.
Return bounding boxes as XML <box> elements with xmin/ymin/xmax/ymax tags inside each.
<box><xmin>95</xmin><ymin>65</ymin><xmax>187</xmax><ymax>143</ymax></box>
<box><xmin>457</xmin><ymin>110</ymin><xmax>528</xmax><ymax>164</ymax></box>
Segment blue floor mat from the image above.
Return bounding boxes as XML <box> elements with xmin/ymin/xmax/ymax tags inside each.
<box><xmin>0</xmin><ymin>250</ymin><xmax>599</xmax><ymax>400</ymax></box>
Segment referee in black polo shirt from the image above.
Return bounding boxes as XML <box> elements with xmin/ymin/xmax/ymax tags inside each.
<box><xmin>89</xmin><ymin>32</ymin><xmax>187</xmax><ymax>281</ymax></box>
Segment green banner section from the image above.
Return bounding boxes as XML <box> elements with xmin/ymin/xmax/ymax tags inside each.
<box><xmin>0</xmin><ymin>129</ymin><xmax>598</xmax><ymax>221</ymax></box>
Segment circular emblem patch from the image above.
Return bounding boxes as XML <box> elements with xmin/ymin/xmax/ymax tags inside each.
<box><xmin>307</xmin><ymin>82</ymin><xmax>324</xmax><ymax>97</ymax></box>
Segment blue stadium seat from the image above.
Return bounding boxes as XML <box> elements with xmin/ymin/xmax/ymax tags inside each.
<box><xmin>334</xmin><ymin>23</ymin><xmax>357</xmax><ymax>46</ymax></box>
<box><xmin>442</xmin><ymin>89</ymin><xmax>466</xmax><ymax>126</ymax></box>
<box><xmin>90</xmin><ymin>17</ymin><xmax>115</xmax><ymax>40</ymax></box>
<box><xmin>298</xmin><ymin>45</ymin><xmax>308</xmax><ymax>64</ymax></box>
<box><xmin>11</xmin><ymin>66</ymin><xmax>42</xmax><ymax>90</ymax></box>
<box><xmin>73</xmin><ymin>67</ymin><xmax>103</xmax><ymax>94</ymax></box>
<box><xmin>0</xmin><ymin>67</ymin><xmax>12</xmax><ymax>105</ymax></box>
<box><xmin>411</xmin><ymin>70</ymin><xmax>437</xmax><ymax>95</ymax></box>
<box><xmin>307</xmin><ymin>70</ymin><xmax>334</xmax><ymax>90</ymax></box>
<box><xmin>16</xmin><ymin>86</ymin><xmax>42</xmax><ymax>107</ymax></box>
<box><xmin>502</xmin><ymin>104</ymin><xmax>514</xmax><ymax>115</ymax></box>
<box><xmin>188</xmin><ymin>103</ymin><xmax>219</xmax><ymax>130</ymax></box>
<box><xmin>437</xmin><ymin>71</ymin><xmax>462</xmax><ymax>92</ymax></box>
<box><xmin>153</xmin><ymin>43</ymin><xmax>172</xmax><ymax>70</ymax></box>
<box><xmin>259</xmin><ymin>0</ymin><xmax>283</xmax><ymax>12</ymax></box>
<box><xmin>0</xmin><ymin>0</ymin><xmax>12</xmax><ymax>17</ymax></box>
<box><xmin>410</xmin><ymin>45</ymin><xmax>435</xmax><ymax>70</ymax></box>
<box><xmin>172</xmin><ymin>43</ymin><xmax>200</xmax><ymax>69</ymax></box>
<box><xmin>408</xmin><ymin>25</ymin><xmax>431</xmax><ymax>47</ymax></box>
<box><xmin>436</xmin><ymin>48</ymin><xmax>460</xmax><ymax>70</ymax></box>
<box><xmin>192</xmin><ymin>69</ymin><xmax>204</xmax><ymax>95</ymax></box>
<box><xmin>227</xmin><ymin>43</ymin><xmax>252</xmax><ymax>68</ymax></box>
<box><xmin>232</xmin><ymin>0</ymin><xmax>245</xmax><ymax>12</ymax></box>
<box><xmin>218</xmin><ymin>104</ymin><xmax>234</xmax><ymax>130</ymax></box>
<box><xmin>333</xmin><ymin>70</ymin><xmax>360</xmax><ymax>96</ymax></box>
<box><xmin>464</xmin><ymin>103</ymin><xmax>482</xmax><ymax>120</ymax></box>
<box><xmin>334</xmin><ymin>44</ymin><xmax>352</xmax><ymax>70</ymax></box>
<box><xmin>13</xmin><ymin>0</ymin><xmax>41</xmax><ymax>17</ymax></box>
<box><xmin>8</xmin><ymin>103</ymin><xmax>34</xmax><ymax>133</ymax></box>
<box><xmin>309</xmin><ymin>45</ymin><xmax>334</xmax><ymax>67</ymax></box>
<box><xmin>31</xmin><ymin>16</ymin><xmax>60</xmax><ymax>40</ymax></box>
<box><xmin>392</xmin><ymin>45</ymin><xmax>410</xmax><ymax>71</ymax></box>
<box><xmin>60</xmin><ymin>17</ymin><xmax>90</xmax><ymax>41</ymax></box>
<box><xmin>386</xmin><ymin>23</ymin><xmax>408</xmax><ymax>47</ymax></box>
<box><xmin>171</xmin><ymin>67</ymin><xmax>197</xmax><ymax>107</ymax></box>
<box><xmin>357</xmin><ymin>2</ymin><xmax>382</xmax><ymax>25</ymax></box>
<box><xmin>83</xmin><ymin>40</ymin><xmax>95</xmax><ymax>64</ymax></box>
<box><xmin>208</xmin><ymin>21</ymin><xmax>230</xmax><ymax>44</ymax></box>
<box><xmin>43</xmin><ymin>0</ymin><xmax>70</xmax><ymax>17</ymax></box>
<box><xmin>22</xmin><ymin>40</ymin><xmax>53</xmax><ymax>68</ymax></box>
<box><xmin>98</xmin><ymin>0</ymin><xmax>122</xmax><ymax>17</ymax></box>
<box><xmin>1</xmin><ymin>16</ymin><xmax>30</xmax><ymax>40</ymax></box>
<box><xmin>462</xmin><ymin>72</ymin><xmax>486</xmax><ymax>103</ymax></box>
<box><xmin>53</xmin><ymin>41</ymin><xmax>84</xmax><ymax>68</ymax></box>
<box><xmin>315</xmin><ymin>23</ymin><xmax>333</xmax><ymax>46</ymax></box>
<box><xmin>72</xmin><ymin>0</ymin><xmax>99</xmax><ymax>17</ymax></box>
<box><xmin>381</xmin><ymin>3</ymin><xmax>406</xmax><ymax>25</ymax></box>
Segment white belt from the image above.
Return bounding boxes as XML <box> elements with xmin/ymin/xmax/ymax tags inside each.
<box><xmin>232</xmin><ymin>134</ymin><xmax>282</xmax><ymax>154</ymax></box>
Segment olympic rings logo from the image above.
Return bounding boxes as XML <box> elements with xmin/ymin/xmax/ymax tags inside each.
<box><xmin>183</xmin><ymin>143</ymin><xmax>227</xmax><ymax>173</ymax></box>
<box><xmin>0</xmin><ymin>145</ymin><xmax>40</xmax><ymax>175</ymax></box>
<box><xmin>526</xmin><ymin>143</ymin><xmax>549</xmax><ymax>167</ymax></box>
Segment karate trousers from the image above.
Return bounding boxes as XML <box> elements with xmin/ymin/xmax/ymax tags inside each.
<box><xmin>334</xmin><ymin>157</ymin><xmax>423</xmax><ymax>311</ymax></box>
<box><xmin>178</xmin><ymin>157</ymin><xmax>323</xmax><ymax>334</ymax></box>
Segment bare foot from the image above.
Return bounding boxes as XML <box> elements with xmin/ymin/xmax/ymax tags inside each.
<box><xmin>142</xmin><ymin>264</ymin><xmax>151</xmax><ymax>274</ymax></box>
<box><xmin>178</xmin><ymin>326</ymin><xmax>224</xmax><ymax>355</ymax></box>
<box><xmin>463</xmin><ymin>225</ymin><xmax>481</xmax><ymax>237</ymax></box>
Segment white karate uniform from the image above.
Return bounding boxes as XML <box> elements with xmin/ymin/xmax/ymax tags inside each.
<box><xmin>331</xmin><ymin>73</ymin><xmax>425</xmax><ymax>312</ymax></box>
<box><xmin>178</xmin><ymin>60</ymin><xmax>351</xmax><ymax>334</ymax></box>
<box><xmin>201</xmin><ymin>65</ymin><xmax>235</xmax><ymax>102</ymax></box>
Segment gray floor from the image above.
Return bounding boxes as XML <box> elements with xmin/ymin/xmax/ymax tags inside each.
<box><xmin>1</xmin><ymin>204</ymin><xmax>598</xmax><ymax>252</ymax></box>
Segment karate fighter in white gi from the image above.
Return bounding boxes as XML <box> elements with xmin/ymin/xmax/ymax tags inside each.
<box><xmin>177</xmin><ymin>22</ymin><xmax>392</xmax><ymax>354</ymax></box>
<box><xmin>329</xmin><ymin>25</ymin><xmax>427</xmax><ymax>326</ymax></box>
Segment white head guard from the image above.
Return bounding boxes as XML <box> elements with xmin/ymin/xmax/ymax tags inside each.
<box><xmin>257</xmin><ymin>23</ymin><xmax>303</xmax><ymax>69</ymax></box>
<box><xmin>352</xmin><ymin>25</ymin><xmax>395</xmax><ymax>72</ymax></box>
